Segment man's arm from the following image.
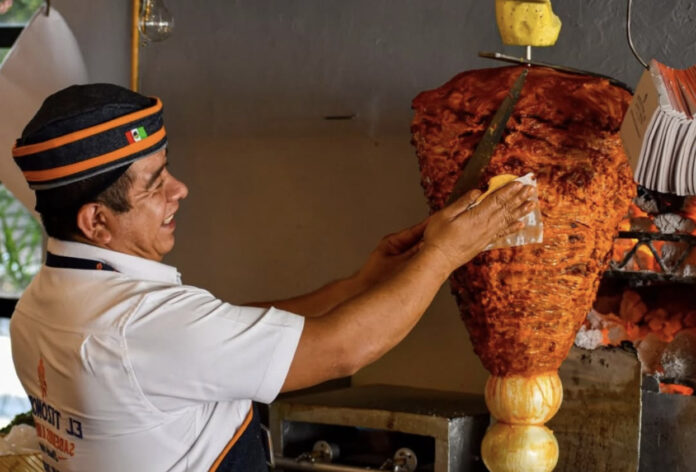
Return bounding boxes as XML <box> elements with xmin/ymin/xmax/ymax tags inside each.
<box><xmin>281</xmin><ymin>182</ymin><xmax>535</xmax><ymax>392</ymax></box>
<box><xmin>246</xmin><ymin>220</ymin><xmax>428</xmax><ymax>318</ymax></box>
<box><xmin>245</xmin><ymin>278</ymin><xmax>365</xmax><ymax>318</ymax></box>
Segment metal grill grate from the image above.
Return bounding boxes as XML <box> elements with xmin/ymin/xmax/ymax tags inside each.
<box><xmin>607</xmin><ymin>231</ymin><xmax>696</xmax><ymax>284</ymax></box>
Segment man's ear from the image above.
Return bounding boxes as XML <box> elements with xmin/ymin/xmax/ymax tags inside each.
<box><xmin>76</xmin><ymin>203</ymin><xmax>112</xmax><ymax>245</ymax></box>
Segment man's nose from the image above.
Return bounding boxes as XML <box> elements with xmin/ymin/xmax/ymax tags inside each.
<box><xmin>168</xmin><ymin>175</ymin><xmax>189</xmax><ymax>200</ymax></box>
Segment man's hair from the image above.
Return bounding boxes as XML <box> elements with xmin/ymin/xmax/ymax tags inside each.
<box><xmin>38</xmin><ymin>169</ymin><xmax>133</xmax><ymax>241</ymax></box>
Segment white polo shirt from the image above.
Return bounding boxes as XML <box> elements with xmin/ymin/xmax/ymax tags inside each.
<box><xmin>10</xmin><ymin>238</ymin><xmax>304</xmax><ymax>472</ymax></box>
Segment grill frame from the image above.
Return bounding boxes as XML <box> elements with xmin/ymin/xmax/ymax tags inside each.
<box><xmin>607</xmin><ymin>229</ymin><xmax>696</xmax><ymax>284</ymax></box>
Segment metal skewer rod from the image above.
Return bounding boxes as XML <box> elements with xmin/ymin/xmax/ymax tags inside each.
<box><xmin>627</xmin><ymin>0</ymin><xmax>649</xmax><ymax>69</ymax></box>
<box><xmin>478</xmin><ymin>51</ymin><xmax>633</xmax><ymax>92</ymax></box>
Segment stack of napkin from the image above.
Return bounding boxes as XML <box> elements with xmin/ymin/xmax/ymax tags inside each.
<box><xmin>621</xmin><ymin>59</ymin><xmax>696</xmax><ymax>196</ymax></box>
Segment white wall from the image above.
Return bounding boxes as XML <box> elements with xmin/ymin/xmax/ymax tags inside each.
<box><xmin>57</xmin><ymin>0</ymin><xmax>696</xmax><ymax>393</ymax></box>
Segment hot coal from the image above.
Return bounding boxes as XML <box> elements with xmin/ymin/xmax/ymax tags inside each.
<box><xmin>661</xmin><ymin>329</ymin><xmax>696</xmax><ymax>382</ymax></box>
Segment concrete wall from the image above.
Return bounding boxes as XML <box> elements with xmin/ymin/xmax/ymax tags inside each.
<box><xmin>53</xmin><ymin>0</ymin><xmax>130</xmax><ymax>86</ymax></box>
<box><xmin>59</xmin><ymin>0</ymin><xmax>696</xmax><ymax>393</ymax></box>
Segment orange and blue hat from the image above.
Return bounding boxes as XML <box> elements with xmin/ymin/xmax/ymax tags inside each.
<box><xmin>12</xmin><ymin>83</ymin><xmax>167</xmax><ymax>211</ymax></box>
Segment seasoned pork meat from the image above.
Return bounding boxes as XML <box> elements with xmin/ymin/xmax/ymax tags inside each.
<box><xmin>411</xmin><ymin>66</ymin><xmax>636</xmax><ymax>376</ymax></box>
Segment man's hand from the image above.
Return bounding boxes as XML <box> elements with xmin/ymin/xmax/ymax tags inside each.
<box><xmin>282</xmin><ymin>181</ymin><xmax>536</xmax><ymax>393</ymax></box>
<box><xmin>422</xmin><ymin>181</ymin><xmax>535</xmax><ymax>272</ymax></box>
<box><xmin>247</xmin><ymin>220</ymin><xmax>429</xmax><ymax>317</ymax></box>
<box><xmin>356</xmin><ymin>181</ymin><xmax>534</xmax><ymax>290</ymax></box>
<box><xmin>355</xmin><ymin>219</ymin><xmax>428</xmax><ymax>289</ymax></box>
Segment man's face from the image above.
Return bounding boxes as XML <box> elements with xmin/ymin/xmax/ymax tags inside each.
<box><xmin>105</xmin><ymin>148</ymin><xmax>188</xmax><ymax>261</ymax></box>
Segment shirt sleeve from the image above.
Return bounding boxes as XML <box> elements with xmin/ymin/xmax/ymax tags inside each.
<box><xmin>124</xmin><ymin>285</ymin><xmax>304</xmax><ymax>411</ymax></box>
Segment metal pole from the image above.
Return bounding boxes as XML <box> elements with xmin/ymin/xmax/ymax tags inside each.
<box><xmin>130</xmin><ymin>0</ymin><xmax>141</xmax><ymax>91</ymax></box>
<box><xmin>273</xmin><ymin>457</ymin><xmax>375</xmax><ymax>472</ymax></box>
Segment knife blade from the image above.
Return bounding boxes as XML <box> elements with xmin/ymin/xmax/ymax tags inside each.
<box><xmin>446</xmin><ymin>68</ymin><xmax>528</xmax><ymax>206</ymax></box>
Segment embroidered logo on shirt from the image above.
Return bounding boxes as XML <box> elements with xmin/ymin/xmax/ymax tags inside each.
<box><xmin>30</xmin><ymin>357</ymin><xmax>85</xmax><ymax>465</ymax></box>
<box><xmin>38</xmin><ymin>357</ymin><xmax>48</xmax><ymax>399</ymax></box>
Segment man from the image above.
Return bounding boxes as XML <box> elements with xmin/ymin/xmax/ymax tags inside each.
<box><xmin>9</xmin><ymin>84</ymin><xmax>534</xmax><ymax>471</ymax></box>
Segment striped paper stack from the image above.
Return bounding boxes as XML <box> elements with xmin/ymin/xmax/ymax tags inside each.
<box><xmin>621</xmin><ymin>59</ymin><xmax>696</xmax><ymax>196</ymax></box>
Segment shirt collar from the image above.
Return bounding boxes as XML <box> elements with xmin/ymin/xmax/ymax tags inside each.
<box><xmin>46</xmin><ymin>238</ymin><xmax>182</xmax><ymax>285</ymax></box>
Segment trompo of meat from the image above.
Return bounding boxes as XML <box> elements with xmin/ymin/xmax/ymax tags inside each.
<box><xmin>411</xmin><ymin>66</ymin><xmax>636</xmax><ymax>377</ymax></box>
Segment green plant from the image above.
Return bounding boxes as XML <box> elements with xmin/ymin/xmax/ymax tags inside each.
<box><xmin>0</xmin><ymin>0</ymin><xmax>43</xmax><ymax>25</ymax></box>
<box><xmin>0</xmin><ymin>410</ymin><xmax>32</xmax><ymax>435</ymax></box>
<box><xmin>0</xmin><ymin>185</ymin><xmax>42</xmax><ymax>294</ymax></box>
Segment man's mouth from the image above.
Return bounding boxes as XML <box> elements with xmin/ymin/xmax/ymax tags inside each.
<box><xmin>163</xmin><ymin>215</ymin><xmax>174</xmax><ymax>225</ymax></box>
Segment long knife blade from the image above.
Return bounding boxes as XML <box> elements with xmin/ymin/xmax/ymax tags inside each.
<box><xmin>446</xmin><ymin>68</ymin><xmax>528</xmax><ymax>205</ymax></box>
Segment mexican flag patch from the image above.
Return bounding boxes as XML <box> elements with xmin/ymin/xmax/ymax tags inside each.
<box><xmin>125</xmin><ymin>126</ymin><xmax>148</xmax><ymax>144</ymax></box>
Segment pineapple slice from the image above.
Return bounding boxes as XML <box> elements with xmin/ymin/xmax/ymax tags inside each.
<box><xmin>495</xmin><ymin>0</ymin><xmax>562</xmax><ymax>46</ymax></box>
<box><xmin>475</xmin><ymin>174</ymin><xmax>518</xmax><ymax>204</ymax></box>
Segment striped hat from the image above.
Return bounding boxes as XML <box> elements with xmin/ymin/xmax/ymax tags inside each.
<box><xmin>13</xmin><ymin>83</ymin><xmax>167</xmax><ymax>192</ymax></box>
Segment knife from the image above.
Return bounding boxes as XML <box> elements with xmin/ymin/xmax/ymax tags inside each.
<box><xmin>446</xmin><ymin>68</ymin><xmax>528</xmax><ymax>206</ymax></box>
